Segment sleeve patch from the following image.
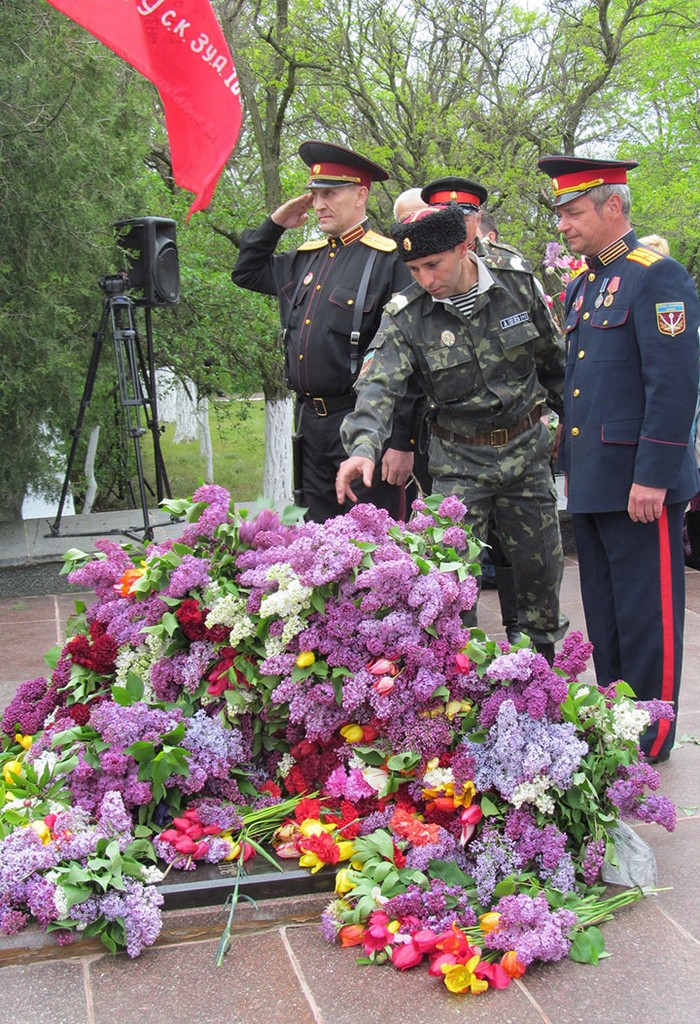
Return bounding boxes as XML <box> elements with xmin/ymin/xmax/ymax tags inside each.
<box><xmin>358</xmin><ymin>350</ymin><xmax>376</xmax><ymax>378</ymax></box>
<box><xmin>656</xmin><ymin>302</ymin><xmax>686</xmax><ymax>336</ymax></box>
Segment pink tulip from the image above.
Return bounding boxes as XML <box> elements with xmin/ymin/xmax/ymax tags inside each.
<box><xmin>412</xmin><ymin>929</ymin><xmax>438</xmax><ymax>954</ymax></box>
<box><xmin>454</xmin><ymin>653</ymin><xmax>471</xmax><ymax>673</ymax></box>
<box><xmin>392</xmin><ymin>941</ymin><xmax>424</xmax><ymax>971</ymax></box>
<box><xmin>428</xmin><ymin>952</ymin><xmax>458</xmax><ymax>977</ymax></box>
<box><xmin>374</xmin><ymin>675</ymin><xmax>395</xmax><ymax>695</ymax></box>
<box><xmin>275</xmin><ymin>841</ymin><xmax>301</xmax><ymax>859</ymax></box>
<box><xmin>369</xmin><ymin>658</ymin><xmax>395</xmax><ymax>676</ymax></box>
<box><xmin>459</xmin><ymin>804</ymin><xmax>483</xmax><ymax>845</ymax></box>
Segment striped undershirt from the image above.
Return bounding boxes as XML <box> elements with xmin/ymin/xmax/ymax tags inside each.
<box><xmin>446</xmin><ymin>284</ymin><xmax>479</xmax><ymax>317</ymax></box>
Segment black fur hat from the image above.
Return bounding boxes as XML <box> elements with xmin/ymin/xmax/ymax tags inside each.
<box><xmin>391</xmin><ymin>202</ymin><xmax>467</xmax><ymax>261</ymax></box>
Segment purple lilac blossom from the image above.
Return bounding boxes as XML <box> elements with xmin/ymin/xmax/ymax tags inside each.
<box><xmin>484</xmin><ymin>893</ymin><xmax>577</xmax><ymax>965</ymax></box>
<box><xmin>67</xmin><ymin>539</ymin><xmax>134</xmax><ymax>599</ymax></box>
<box><xmin>164</xmin><ymin>555</ymin><xmax>212</xmax><ymax>597</ymax></box>
<box><xmin>1</xmin><ymin>676</ymin><xmax>61</xmax><ymax>736</ymax></box>
<box><xmin>463</xmin><ymin>699</ymin><xmax>587</xmax><ymax>801</ymax></box>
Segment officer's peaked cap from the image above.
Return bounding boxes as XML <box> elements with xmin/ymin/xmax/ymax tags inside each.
<box><xmin>391</xmin><ymin>202</ymin><xmax>467</xmax><ymax>261</ymax></box>
<box><xmin>537</xmin><ymin>155</ymin><xmax>639</xmax><ymax>206</ymax></box>
<box><xmin>421</xmin><ymin>176</ymin><xmax>488</xmax><ymax>211</ymax></box>
<box><xmin>299</xmin><ymin>140</ymin><xmax>389</xmax><ymax>189</ymax></box>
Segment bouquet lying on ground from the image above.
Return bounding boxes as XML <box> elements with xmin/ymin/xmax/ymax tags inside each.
<box><xmin>0</xmin><ymin>486</ymin><xmax>676</xmax><ymax>990</ymax></box>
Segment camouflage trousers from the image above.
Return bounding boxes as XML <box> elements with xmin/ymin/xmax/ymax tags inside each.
<box><xmin>429</xmin><ymin>420</ymin><xmax>568</xmax><ymax>645</ymax></box>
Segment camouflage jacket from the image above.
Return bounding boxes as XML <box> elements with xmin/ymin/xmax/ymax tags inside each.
<box><xmin>341</xmin><ymin>249</ymin><xmax>565</xmax><ymax>462</ymax></box>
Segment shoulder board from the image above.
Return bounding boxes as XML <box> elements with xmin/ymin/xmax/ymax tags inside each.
<box><xmin>297</xmin><ymin>237</ymin><xmax>328</xmax><ymax>251</ymax></box>
<box><xmin>626</xmin><ymin>246</ymin><xmax>664</xmax><ymax>267</ymax></box>
<box><xmin>481</xmin><ymin>246</ymin><xmax>532</xmax><ymax>274</ymax></box>
<box><xmin>385</xmin><ymin>281</ymin><xmax>422</xmax><ymax>315</ymax></box>
<box><xmin>361</xmin><ymin>230</ymin><xmax>397</xmax><ymax>252</ymax></box>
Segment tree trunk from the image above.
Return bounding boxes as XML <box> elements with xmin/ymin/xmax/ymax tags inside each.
<box><xmin>263</xmin><ymin>396</ymin><xmax>293</xmax><ymax>503</ymax></box>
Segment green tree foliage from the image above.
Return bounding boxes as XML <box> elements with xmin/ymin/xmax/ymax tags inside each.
<box><xmin>2</xmin><ymin>0</ymin><xmax>699</xmax><ymax>515</ymax></box>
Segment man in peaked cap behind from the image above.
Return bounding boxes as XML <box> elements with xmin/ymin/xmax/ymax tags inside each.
<box><xmin>232</xmin><ymin>140</ymin><xmax>417</xmax><ymax>523</ymax></box>
<box><xmin>538</xmin><ymin>154</ymin><xmax>700</xmax><ymax>761</ymax></box>
<box><xmin>336</xmin><ymin>203</ymin><xmax>569</xmax><ymax>660</ymax></box>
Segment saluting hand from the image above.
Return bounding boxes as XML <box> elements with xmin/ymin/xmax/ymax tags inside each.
<box><xmin>336</xmin><ymin>457</ymin><xmax>375</xmax><ymax>504</ymax></box>
<box><xmin>271</xmin><ymin>193</ymin><xmax>314</xmax><ymax>230</ymax></box>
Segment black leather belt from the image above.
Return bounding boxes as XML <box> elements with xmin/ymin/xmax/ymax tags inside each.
<box><xmin>299</xmin><ymin>394</ymin><xmax>356</xmax><ymax>417</ymax></box>
<box><xmin>432</xmin><ymin>406</ymin><xmax>542</xmax><ymax>448</ymax></box>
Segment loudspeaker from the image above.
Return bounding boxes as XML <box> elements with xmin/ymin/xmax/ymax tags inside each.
<box><xmin>115</xmin><ymin>217</ymin><xmax>180</xmax><ymax>307</ymax></box>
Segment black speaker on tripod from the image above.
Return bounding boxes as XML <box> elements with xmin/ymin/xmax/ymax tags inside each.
<box><xmin>115</xmin><ymin>216</ymin><xmax>180</xmax><ymax>308</ymax></box>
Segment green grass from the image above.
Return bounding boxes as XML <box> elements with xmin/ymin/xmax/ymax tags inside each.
<box><xmin>140</xmin><ymin>398</ymin><xmax>266</xmax><ymax>503</ymax></box>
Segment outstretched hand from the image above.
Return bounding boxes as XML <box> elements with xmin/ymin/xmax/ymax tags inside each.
<box><xmin>271</xmin><ymin>193</ymin><xmax>314</xmax><ymax>230</ymax></box>
<box><xmin>336</xmin><ymin>456</ymin><xmax>376</xmax><ymax>504</ymax></box>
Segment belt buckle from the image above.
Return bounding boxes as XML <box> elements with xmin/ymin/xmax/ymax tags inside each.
<box><xmin>490</xmin><ymin>427</ymin><xmax>509</xmax><ymax>447</ymax></box>
<box><xmin>312</xmin><ymin>397</ymin><xmax>328</xmax><ymax>417</ymax></box>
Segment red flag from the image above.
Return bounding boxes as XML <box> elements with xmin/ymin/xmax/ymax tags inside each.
<box><xmin>46</xmin><ymin>0</ymin><xmax>242</xmax><ymax>218</ymax></box>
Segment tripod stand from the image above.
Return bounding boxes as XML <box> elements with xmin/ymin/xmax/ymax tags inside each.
<box><xmin>48</xmin><ymin>275</ymin><xmax>172</xmax><ymax>542</ymax></box>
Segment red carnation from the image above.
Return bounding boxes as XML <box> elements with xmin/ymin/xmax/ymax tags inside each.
<box><xmin>68</xmin><ymin>703</ymin><xmax>91</xmax><ymax>726</ymax></box>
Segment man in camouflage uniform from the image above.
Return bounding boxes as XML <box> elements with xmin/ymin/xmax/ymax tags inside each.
<box><xmin>336</xmin><ymin>202</ymin><xmax>569</xmax><ymax>658</ymax></box>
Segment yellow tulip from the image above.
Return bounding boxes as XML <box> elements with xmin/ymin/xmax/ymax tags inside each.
<box><xmin>30</xmin><ymin>820</ymin><xmax>52</xmax><ymax>844</ymax></box>
<box><xmin>335</xmin><ymin>840</ymin><xmax>355</xmax><ymax>862</ymax></box>
<box><xmin>299</xmin><ymin>850</ymin><xmax>325</xmax><ymax>873</ymax></box>
<box><xmin>478</xmin><ymin>911</ymin><xmax>501</xmax><ymax>933</ymax></box>
<box><xmin>442</xmin><ymin>956</ymin><xmax>489</xmax><ymax>995</ymax></box>
<box><xmin>340</xmin><ymin>724</ymin><xmax>364</xmax><ymax>743</ymax></box>
<box><xmin>386</xmin><ymin>919</ymin><xmax>402</xmax><ymax>934</ymax></box>
<box><xmin>334</xmin><ymin>868</ymin><xmax>355</xmax><ymax>895</ymax></box>
<box><xmin>296</xmin><ymin>651</ymin><xmax>315</xmax><ymax>668</ymax></box>
<box><xmin>445</xmin><ymin>699</ymin><xmax>463</xmax><ymax>720</ymax></box>
<box><xmin>14</xmin><ymin>733</ymin><xmax>33</xmax><ymax>750</ymax></box>
<box><xmin>299</xmin><ymin>817</ymin><xmax>336</xmax><ymax>837</ymax></box>
<box><xmin>3</xmin><ymin>760</ymin><xmax>22</xmax><ymax>785</ymax></box>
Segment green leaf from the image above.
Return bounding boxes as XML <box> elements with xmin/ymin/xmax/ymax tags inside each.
<box><xmin>569</xmin><ymin>926</ymin><xmax>606</xmax><ymax>964</ymax></box>
<box><xmin>111</xmin><ymin>685</ymin><xmax>135</xmax><ymax>707</ymax></box>
<box><xmin>352</xmin><ymin>746</ymin><xmax>387</xmax><ymax>766</ymax></box>
<box><xmin>480</xmin><ymin>794</ymin><xmax>500</xmax><ymax>816</ymax></box>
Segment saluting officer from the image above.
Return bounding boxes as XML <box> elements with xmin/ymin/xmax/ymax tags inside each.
<box><xmin>232</xmin><ymin>140</ymin><xmax>415</xmax><ymax>523</ymax></box>
<box><xmin>538</xmin><ymin>155</ymin><xmax>700</xmax><ymax>761</ymax></box>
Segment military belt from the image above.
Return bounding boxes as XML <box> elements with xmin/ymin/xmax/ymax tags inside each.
<box><xmin>432</xmin><ymin>406</ymin><xmax>542</xmax><ymax>448</ymax></box>
<box><xmin>299</xmin><ymin>394</ymin><xmax>356</xmax><ymax>417</ymax></box>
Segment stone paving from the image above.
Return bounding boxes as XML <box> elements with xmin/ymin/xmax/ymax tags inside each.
<box><xmin>0</xmin><ymin>516</ymin><xmax>699</xmax><ymax>1024</ymax></box>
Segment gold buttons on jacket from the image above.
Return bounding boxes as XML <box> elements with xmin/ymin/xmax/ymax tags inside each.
<box><xmin>578</xmin><ymin>350</ymin><xmax>585</xmax><ymax>359</ymax></box>
<box><xmin>583</xmin><ymin>311</ymin><xmax>590</xmax><ymax>320</ymax></box>
<box><xmin>588</xmin><ymin>273</ymin><xmax>595</xmax><ymax>281</ymax></box>
<box><xmin>573</xmin><ymin>388</ymin><xmax>580</xmax><ymax>397</ymax></box>
<box><xmin>571</xmin><ymin>427</ymin><xmax>580</xmax><ymax>436</ymax></box>
<box><xmin>305</xmin><ymin>318</ymin><xmax>311</xmax><ymax>324</ymax></box>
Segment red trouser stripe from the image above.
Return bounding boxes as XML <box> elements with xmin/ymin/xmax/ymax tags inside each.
<box><xmin>650</xmin><ymin>507</ymin><xmax>673</xmax><ymax>758</ymax></box>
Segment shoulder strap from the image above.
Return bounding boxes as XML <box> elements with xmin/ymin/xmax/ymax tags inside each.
<box><xmin>350</xmin><ymin>248</ymin><xmax>378</xmax><ymax>376</ymax></box>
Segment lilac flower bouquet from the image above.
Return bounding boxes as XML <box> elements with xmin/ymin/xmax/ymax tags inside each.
<box><xmin>0</xmin><ymin>486</ymin><xmax>675</xmax><ymax>988</ymax></box>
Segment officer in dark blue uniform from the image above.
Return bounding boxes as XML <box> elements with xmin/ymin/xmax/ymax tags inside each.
<box><xmin>232</xmin><ymin>140</ymin><xmax>416</xmax><ymax>523</ymax></box>
<box><xmin>538</xmin><ymin>155</ymin><xmax>700</xmax><ymax>761</ymax></box>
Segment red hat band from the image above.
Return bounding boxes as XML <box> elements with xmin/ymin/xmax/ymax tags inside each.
<box><xmin>427</xmin><ymin>189</ymin><xmax>482</xmax><ymax>207</ymax></box>
<box><xmin>551</xmin><ymin>166</ymin><xmax>629</xmax><ymax>198</ymax></box>
<box><xmin>307</xmin><ymin>161</ymin><xmax>372</xmax><ymax>189</ymax></box>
